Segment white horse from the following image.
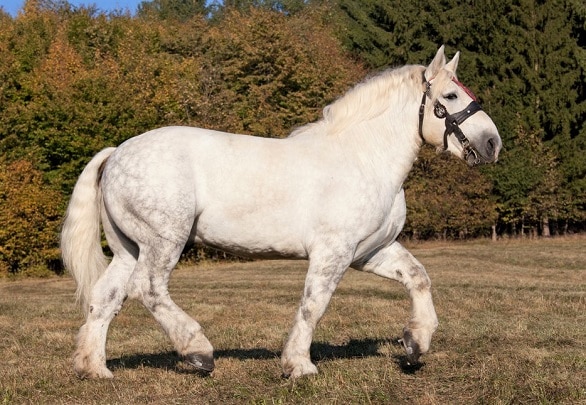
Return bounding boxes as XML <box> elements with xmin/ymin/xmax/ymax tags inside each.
<box><xmin>61</xmin><ymin>46</ymin><xmax>501</xmax><ymax>379</ymax></box>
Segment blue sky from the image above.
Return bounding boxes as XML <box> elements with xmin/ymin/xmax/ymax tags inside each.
<box><xmin>0</xmin><ymin>0</ymin><xmax>145</xmax><ymax>16</ymax></box>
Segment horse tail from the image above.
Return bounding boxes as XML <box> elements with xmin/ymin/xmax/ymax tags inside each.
<box><xmin>61</xmin><ymin>147</ymin><xmax>117</xmax><ymax>316</ymax></box>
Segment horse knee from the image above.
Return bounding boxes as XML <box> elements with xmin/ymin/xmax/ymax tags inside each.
<box><xmin>414</xmin><ymin>272</ymin><xmax>431</xmax><ymax>291</ymax></box>
<box><xmin>402</xmin><ymin>264</ymin><xmax>431</xmax><ymax>292</ymax></box>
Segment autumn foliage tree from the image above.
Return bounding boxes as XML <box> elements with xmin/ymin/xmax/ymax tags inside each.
<box><xmin>0</xmin><ymin>160</ymin><xmax>62</xmax><ymax>275</ymax></box>
<box><xmin>404</xmin><ymin>147</ymin><xmax>498</xmax><ymax>240</ymax></box>
<box><xmin>0</xmin><ymin>2</ymin><xmax>364</xmax><ymax>273</ymax></box>
<box><xmin>197</xmin><ymin>7</ymin><xmax>364</xmax><ymax>136</ymax></box>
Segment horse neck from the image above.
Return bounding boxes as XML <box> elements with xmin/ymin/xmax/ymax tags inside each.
<box><xmin>290</xmin><ymin>66</ymin><xmax>424</xmax><ymax>189</ymax></box>
<box><xmin>335</xmin><ymin>86</ymin><xmax>423</xmax><ymax>187</ymax></box>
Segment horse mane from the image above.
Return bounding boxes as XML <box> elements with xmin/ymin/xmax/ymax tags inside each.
<box><xmin>289</xmin><ymin>65</ymin><xmax>424</xmax><ymax>138</ymax></box>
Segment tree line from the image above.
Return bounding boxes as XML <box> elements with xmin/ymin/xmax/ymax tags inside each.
<box><xmin>0</xmin><ymin>0</ymin><xmax>583</xmax><ymax>274</ymax></box>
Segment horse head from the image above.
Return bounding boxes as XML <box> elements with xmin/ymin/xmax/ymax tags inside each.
<box><xmin>419</xmin><ymin>46</ymin><xmax>502</xmax><ymax>166</ymax></box>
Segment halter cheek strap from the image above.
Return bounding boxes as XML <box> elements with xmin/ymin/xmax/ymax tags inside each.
<box><xmin>418</xmin><ymin>72</ymin><xmax>483</xmax><ymax>166</ymax></box>
<box><xmin>437</xmin><ymin>99</ymin><xmax>483</xmax><ymax>150</ymax></box>
<box><xmin>418</xmin><ymin>80</ymin><xmax>431</xmax><ymax>141</ymax></box>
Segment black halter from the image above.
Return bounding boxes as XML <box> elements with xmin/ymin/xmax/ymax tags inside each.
<box><xmin>418</xmin><ymin>72</ymin><xmax>483</xmax><ymax>166</ymax></box>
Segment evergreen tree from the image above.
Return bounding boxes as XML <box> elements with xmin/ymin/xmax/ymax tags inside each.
<box><xmin>334</xmin><ymin>0</ymin><xmax>585</xmax><ymax>236</ymax></box>
<box><xmin>335</xmin><ymin>0</ymin><xmax>438</xmax><ymax>68</ymax></box>
<box><xmin>483</xmin><ymin>0</ymin><xmax>585</xmax><ymax>234</ymax></box>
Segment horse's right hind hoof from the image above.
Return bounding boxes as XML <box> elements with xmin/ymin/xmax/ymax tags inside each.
<box><xmin>184</xmin><ymin>353</ymin><xmax>215</xmax><ymax>374</ymax></box>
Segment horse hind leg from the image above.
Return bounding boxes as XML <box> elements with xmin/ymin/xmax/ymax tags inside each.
<box><xmin>128</xmin><ymin>242</ymin><xmax>215</xmax><ymax>374</ymax></box>
<box><xmin>73</xmin><ymin>254</ymin><xmax>134</xmax><ymax>378</ymax></box>
<box><xmin>73</xmin><ymin>209</ymin><xmax>138</xmax><ymax>379</ymax></box>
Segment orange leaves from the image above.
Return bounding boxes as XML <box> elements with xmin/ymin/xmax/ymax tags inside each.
<box><xmin>0</xmin><ymin>160</ymin><xmax>63</xmax><ymax>274</ymax></box>
<box><xmin>200</xmin><ymin>7</ymin><xmax>365</xmax><ymax>137</ymax></box>
<box><xmin>35</xmin><ymin>29</ymin><xmax>85</xmax><ymax>94</ymax></box>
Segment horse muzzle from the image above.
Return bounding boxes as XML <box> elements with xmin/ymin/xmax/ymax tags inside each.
<box><xmin>465</xmin><ymin>133</ymin><xmax>501</xmax><ymax>167</ymax></box>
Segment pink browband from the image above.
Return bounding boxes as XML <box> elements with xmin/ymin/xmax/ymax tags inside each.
<box><xmin>452</xmin><ymin>78</ymin><xmax>478</xmax><ymax>102</ymax></box>
<box><xmin>426</xmin><ymin>76</ymin><xmax>478</xmax><ymax>101</ymax></box>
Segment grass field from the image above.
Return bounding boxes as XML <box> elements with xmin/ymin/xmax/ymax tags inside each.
<box><xmin>0</xmin><ymin>238</ymin><xmax>584</xmax><ymax>404</ymax></box>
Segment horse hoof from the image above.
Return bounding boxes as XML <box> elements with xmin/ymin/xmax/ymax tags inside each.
<box><xmin>184</xmin><ymin>353</ymin><xmax>215</xmax><ymax>374</ymax></box>
<box><xmin>281</xmin><ymin>359</ymin><xmax>318</xmax><ymax>379</ymax></box>
<box><xmin>400</xmin><ymin>330</ymin><xmax>421</xmax><ymax>365</ymax></box>
<box><xmin>73</xmin><ymin>366</ymin><xmax>114</xmax><ymax>379</ymax></box>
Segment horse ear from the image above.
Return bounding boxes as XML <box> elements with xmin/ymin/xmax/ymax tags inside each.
<box><xmin>445</xmin><ymin>51</ymin><xmax>460</xmax><ymax>75</ymax></box>
<box><xmin>424</xmin><ymin>45</ymin><xmax>446</xmax><ymax>80</ymax></box>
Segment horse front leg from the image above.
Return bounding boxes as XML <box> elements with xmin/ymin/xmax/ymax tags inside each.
<box><xmin>355</xmin><ymin>241</ymin><xmax>438</xmax><ymax>365</ymax></box>
<box><xmin>282</xmin><ymin>250</ymin><xmax>352</xmax><ymax>378</ymax></box>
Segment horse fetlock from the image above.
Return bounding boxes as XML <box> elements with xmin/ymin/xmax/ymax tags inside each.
<box><xmin>180</xmin><ymin>332</ymin><xmax>213</xmax><ymax>355</ymax></box>
<box><xmin>73</xmin><ymin>352</ymin><xmax>113</xmax><ymax>379</ymax></box>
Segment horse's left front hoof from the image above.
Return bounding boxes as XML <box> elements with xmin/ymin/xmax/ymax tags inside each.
<box><xmin>184</xmin><ymin>352</ymin><xmax>215</xmax><ymax>374</ymax></box>
<box><xmin>400</xmin><ymin>329</ymin><xmax>422</xmax><ymax>365</ymax></box>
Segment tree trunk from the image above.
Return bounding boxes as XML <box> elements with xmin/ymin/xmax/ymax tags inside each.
<box><xmin>542</xmin><ymin>216</ymin><xmax>551</xmax><ymax>237</ymax></box>
<box><xmin>492</xmin><ymin>224</ymin><xmax>497</xmax><ymax>241</ymax></box>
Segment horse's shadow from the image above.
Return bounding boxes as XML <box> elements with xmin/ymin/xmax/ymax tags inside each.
<box><xmin>107</xmin><ymin>336</ymin><xmax>423</xmax><ymax>375</ymax></box>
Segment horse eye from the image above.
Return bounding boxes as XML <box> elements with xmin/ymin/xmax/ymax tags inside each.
<box><xmin>444</xmin><ymin>93</ymin><xmax>458</xmax><ymax>100</ymax></box>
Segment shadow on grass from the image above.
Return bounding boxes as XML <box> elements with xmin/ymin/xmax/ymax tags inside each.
<box><xmin>310</xmin><ymin>337</ymin><xmax>387</xmax><ymax>360</ymax></box>
<box><xmin>107</xmin><ymin>337</ymin><xmax>424</xmax><ymax>375</ymax></box>
<box><xmin>107</xmin><ymin>351</ymin><xmax>182</xmax><ymax>372</ymax></box>
<box><xmin>215</xmin><ymin>347</ymin><xmax>279</xmax><ymax>360</ymax></box>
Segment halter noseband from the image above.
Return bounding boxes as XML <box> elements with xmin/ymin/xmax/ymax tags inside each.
<box><xmin>418</xmin><ymin>72</ymin><xmax>483</xmax><ymax>165</ymax></box>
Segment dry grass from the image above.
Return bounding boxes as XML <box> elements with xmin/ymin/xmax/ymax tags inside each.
<box><xmin>0</xmin><ymin>238</ymin><xmax>584</xmax><ymax>404</ymax></box>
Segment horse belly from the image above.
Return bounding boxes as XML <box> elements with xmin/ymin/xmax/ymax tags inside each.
<box><xmin>193</xmin><ymin>195</ymin><xmax>308</xmax><ymax>259</ymax></box>
<box><xmin>192</xmin><ymin>162</ymin><xmax>394</xmax><ymax>260</ymax></box>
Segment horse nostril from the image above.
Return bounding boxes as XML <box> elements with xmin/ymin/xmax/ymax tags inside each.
<box><xmin>486</xmin><ymin>138</ymin><xmax>495</xmax><ymax>156</ymax></box>
<box><xmin>486</xmin><ymin>136</ymin><xmax>501</xmax><ymax>160</ymax></box>
<box><xmin>484</xmin><ymin>136</ymin><xmax>502</xmax><ymax>162</ymax></box>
